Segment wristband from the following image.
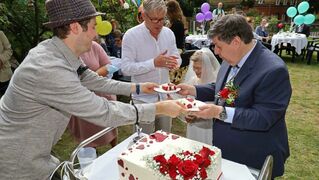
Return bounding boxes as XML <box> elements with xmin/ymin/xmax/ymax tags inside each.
<box><xmin>136</xmin><ymin>83</ymin><xmax>140</xmax><ymax>95</ymax></box>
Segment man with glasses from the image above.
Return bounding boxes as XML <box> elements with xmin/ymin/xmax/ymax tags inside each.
<box><xmin>121</xmin><ymin>0</ymin><xmax>182</xmax><ymax>134</ymax></box>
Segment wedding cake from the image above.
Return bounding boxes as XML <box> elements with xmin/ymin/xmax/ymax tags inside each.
<box><xmin>118</xmin><ymin>131</ymin><xmax>222</xmax><ymax>180</ymax></box>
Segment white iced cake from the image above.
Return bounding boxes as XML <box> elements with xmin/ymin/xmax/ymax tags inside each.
<box><xmin>118</xmin><ymin>131</ymin><xmax>222</xmax><ymax>180</ymax></box>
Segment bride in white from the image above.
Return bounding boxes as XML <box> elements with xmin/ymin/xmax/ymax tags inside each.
<box><xmin>183</xmin><ymin>48</ymin><xmax>220</xmax><ymax>144</ymax></box>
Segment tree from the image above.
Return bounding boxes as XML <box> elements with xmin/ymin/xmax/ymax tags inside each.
<box><xmin>0</xmin><ymin>0</ymin><xmax>48</xmax><ymax>61</ymax></box>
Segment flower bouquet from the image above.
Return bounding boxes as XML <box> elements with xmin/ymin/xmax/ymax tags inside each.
<box><xmin>146</xmin><ymin>146</ymin><xmax>216</xmax><ymax>180</ymax></box>
<box><xmin>216</xmin><ymin>80</ymin><xmax>239</xmax><ymax>107</ymax></box>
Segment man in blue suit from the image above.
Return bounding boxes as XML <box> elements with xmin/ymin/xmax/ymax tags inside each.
<box><xmin>177</xmin><ymin>15</ymin><xmax>292</xmax><ymax>178</ymax></box>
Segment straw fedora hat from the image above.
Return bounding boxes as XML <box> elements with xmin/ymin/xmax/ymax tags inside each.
<box><xmin>43</xmin><ymin>0</ymin><xmax>105</xmax><ymax>28</ymax></box>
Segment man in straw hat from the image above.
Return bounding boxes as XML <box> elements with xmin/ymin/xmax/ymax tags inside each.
<box><xmin>0</xmin><ymin>0</ymin><xmax>186</xmax><ymax>179</ymax></box>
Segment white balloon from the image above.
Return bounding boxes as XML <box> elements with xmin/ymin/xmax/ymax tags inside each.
<box><xmin>123</xmin><ymin>2</ymin><xmax>130</xmax><ymax>9</ymax></box>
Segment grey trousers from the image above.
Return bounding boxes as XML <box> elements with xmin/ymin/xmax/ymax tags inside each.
<box><xmin>132</xmin><ymin>99</ymin><xmax>172</xmax><ymax>134</ymax></box>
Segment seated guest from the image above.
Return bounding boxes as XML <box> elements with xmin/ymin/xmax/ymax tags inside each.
<box><xmin>255</xmin><ymin>18</ymin><xmax>270</xmax><ymax>43</ymax></box>
<box><xmin>183</xmin><ymin>48</ymin><xmax>220</xmax><ymax>144</ymax></box>
<box><xmin>295</xmin><ymin>23</ymin><xmax>310</xmax><ymax>37</ymax></box>
<box><xmin>255</xmin><ymin>18</ymin><xmax>272</xmax><ymax>50</ymax></box>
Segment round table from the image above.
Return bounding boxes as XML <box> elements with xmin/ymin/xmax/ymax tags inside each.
<box><xmin>271</xmin><ymin>33</ymin><xmax>308</xmax><ymax>55</ymax></box>
<box><xmin>185</xmin><ymin>34</ymin><xmax>211</xmax><ymax>49</ymax></box>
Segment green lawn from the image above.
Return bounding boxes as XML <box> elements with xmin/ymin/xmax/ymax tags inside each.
<box><xmin>53</xmin><ymin>53</ymin><xmax>319</xmax><ymax>179</ymax></box>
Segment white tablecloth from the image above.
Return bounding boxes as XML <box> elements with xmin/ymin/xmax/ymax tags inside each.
<box><xmin>83</xmin><ymin>133</ymin><xmax>255</xmax><ymax>180</ymax></box>
<box><xmin>271</xmin><ymin>33</ymin><xmax>308</xmax><ymax>54</ymax></box>
<box><xmin>185</xmin><ymin>34</ymin><xmax>211</xmax><ymax>49</ymax></box>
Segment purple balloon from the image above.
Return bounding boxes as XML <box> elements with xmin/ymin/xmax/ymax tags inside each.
<box><xmin>205</xmin><ymin>11</ymin><xmax>212</xmax><ymax>21</ymax></box>
<box><xmin>201</xmin><ymin>3</ymin><xmax>210</xmax><ymax>13</ymax></box>
<box><xmin>196</xmin><ymin>13</ymin><xmax>205</xmax><ymax>23</ymax></box>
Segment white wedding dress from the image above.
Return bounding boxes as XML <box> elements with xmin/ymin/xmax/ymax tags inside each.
<box><xmin>183</xmin><ymin>48</ymin><xmax>220</xmax><ymax>145</ymax></box>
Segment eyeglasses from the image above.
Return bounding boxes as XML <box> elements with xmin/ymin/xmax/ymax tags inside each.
<box><xmin>144</xmin><ymin>13</ymin><xmax>164</xmax><ymax>24</ymax></box>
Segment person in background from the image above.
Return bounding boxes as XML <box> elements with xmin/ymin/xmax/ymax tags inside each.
<box><xmin>137</xmin><ymin>4</ymin><xmax>144</xmax><ymax>24</ymax></box>
<box><xmin>212</xmin><ymin>2</ymin><xmax>225</xmax><ymax>22</ymax></box>
<box><xmin>105</xmin><ymin>19</ymin><xmax>121</xmax><ymax>55</ymax></box>
<box><xmin>0</xmin><ymin>30</ymin><xmax>13</xmax><ymax>97</ymax></box>
<box><xmin>177</xmin><ymin>15</ymin><xmax>291</xmax><ymax>178</ymax></box>
<box><xmin>110</xmin><ymin>30</ymin><xmax>123</xmax><ymax>58</ymax></box>
<box><xmin>121</xmin><ymin>0</ymin><xmax>182</xmax><ymax>134</ymax></box>
<box><xmin>295</xmin><ymin>23</ymin><xmax>310</xmax><ymax>37</ymax></box>
<box><xmin>166</xmin><ymin>0</ymin><xmax>186</xmax><ymax>50</ymax></box>
<box><xmin>110</xmin><ymin>30</ymin><xmax>124</xmax><ymax>81</ymax></box>
<box><xmin>68</xmin><ymin>40</ymin><xmax>118</xmax><ymax>149</ymax></box>
<box><xmin>0</xmin><ymin>0</ymin><xmax>186</xmax><ymax>179</ymax></box>
<box><xmin>255</xmin><ymin>18</ymin><xmax>270</xmax><ymax>42</ymax></box>
<box><xmin>246</xmin><ymin>17</ymin><xmax>261</xmax><ymax>40</ymax></box>
<box><xmin>255</xmin><ymin>17</ymin><xmax>272</xmax><ymax>50</ymax></box>
<box><xmin>182</xmin><ymin>48</ymin><xmax>220</xmax><ymax>144</ymax></box>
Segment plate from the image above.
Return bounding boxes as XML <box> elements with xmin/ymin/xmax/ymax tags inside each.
<box><xmin>154</xmin><ymin>87</ymin><xmax>181</xmax><ymax>94</ymax></box>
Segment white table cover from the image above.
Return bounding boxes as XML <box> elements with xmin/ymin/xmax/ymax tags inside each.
<box><xmin>271</xmin><ymin>33</ymin><xmax>308</xmax><ymax>54</ymax></box>
<box><xmin>83</xmin><ymin>133</ymin><xmax>255</xmax><ymax>180</ymax></box>
<box><xmin>185</xmin><ymin>34</ymin><xmax>211</xmax><ymax>49</ymax></box>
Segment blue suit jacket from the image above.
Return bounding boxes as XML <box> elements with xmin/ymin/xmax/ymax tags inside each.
<box><xmin>196</xmin><ymin>41</ymin><xmax>291</xmax><ymax>177</ymax></box>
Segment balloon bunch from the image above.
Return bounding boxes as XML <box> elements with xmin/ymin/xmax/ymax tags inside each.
<box><xmin>286</xmin><ymin>1</ymin><xmax>316</xmax><ymax>26</ymax></box>
<box><xmin>96</xmin><ymin>16</ymin><xmax>113</xmax><ymax>36</ymax></box>
<box><xmin>195</xmin><ymin>3</ymin><xmax>212</xmax><ymax>35</ymax></box>
<box><xmin>195</xmin><ymin>3</ymin><xmax>212</xmax><ymax>23</ymax></box>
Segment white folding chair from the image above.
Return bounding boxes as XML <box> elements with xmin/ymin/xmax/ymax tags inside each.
<box><xmin>257</xmin><ymin>155</ymin><xmax>274</xmax><ymax>180</ymax></box>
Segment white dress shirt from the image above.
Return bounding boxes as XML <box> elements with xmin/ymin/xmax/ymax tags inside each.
<box><xmin>121</xmin><ymin>22</ymin><xmax>181</xmax><ymax>103</ymax></box>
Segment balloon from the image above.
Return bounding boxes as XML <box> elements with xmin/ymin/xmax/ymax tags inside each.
<box><xmin>96</xmin><ymin>21</ymin><xmax>112</xmax><ymax>36</ymax></box>
<box><xmin>201</xmin><ymin>3</ymin><xmax>210</xmax><ymax>13</ymax></box>
<box><xmin>196</xmin><ymin>13</ymin><xmax>205</xmax><ymax>23</ymax></box>
<box><xmin>297</xmin><ymin>1</ymin><xmax>309</xmax><ymax>14</ymax></box>
<box><xmin>96</xmin><ymin>16</ymin><xmax>102</xmax><ymax>23</ymax></box>
<box><xmin>304</xmin><ymin>14</ymin><xmax>316</xmax><ymax>25</ymax></box>
<box><xmin>294</xmin><ymin>15</ymin><xmax>305</xmax><ymax>26</ymax></box>
<box><xmin>123</xmin><ymin>2</ymin><xmax>129</xmax><ymax>9</ymax></box>
<box><xmin>204</xmin><ymin>11</ymin><xmax>212</xmax><ymax>21</ymax></box>
<box><xmin>286</xmin><ymin>7</ymin><xmax>297</xmax><ymax>18</ymax></box>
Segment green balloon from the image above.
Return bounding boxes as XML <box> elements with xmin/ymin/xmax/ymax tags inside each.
<box><xmin>286</xmin><ymin>7</ymin><xmax>297</xmax><ymax>18</ymax></box>
<box><xmin>304</xmin><ymin>14</ymin><xmax>316</xmax><ymax>25</ymax></box>
<box><xmin>298</xmin><ymin>1</ymin><xmax>309</xmax><ymax>14</ymax></box>
<box><xmin>294</xmin><ymin>15</ymin><xmax>305</xmax><ymax>26</ymax></box>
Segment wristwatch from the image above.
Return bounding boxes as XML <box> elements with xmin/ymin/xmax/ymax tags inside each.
<box><xmin>218</xmin><ymin>106</ymin><xmax>227</xmax><ymax>121</ymax></box>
